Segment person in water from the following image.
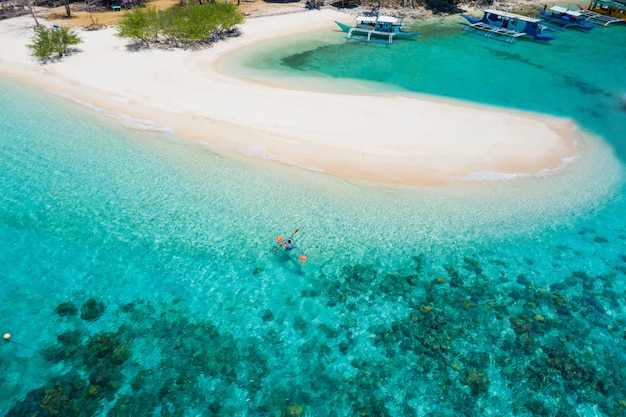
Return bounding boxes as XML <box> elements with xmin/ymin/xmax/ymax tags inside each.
<box><xmin>283</xmin><ymin>239</ymin><xmax>295</xmax><ymax>251</ymax></box>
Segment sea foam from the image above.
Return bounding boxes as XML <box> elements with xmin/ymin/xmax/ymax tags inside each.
<box><xmin>457</xmin><ymin>155</ymin><xmax>580</xmax><ymax>182</ymax></box>
<box><xmin>50</xmin><ymin>91</ymin><xmax>172</xmax><ymax>133</ymax></box>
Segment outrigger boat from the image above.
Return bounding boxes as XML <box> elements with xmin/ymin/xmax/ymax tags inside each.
<box><xmin>578</xmin><ymin>1</ymin><xmax>626</xmax><ymax>25</ymax></box>
<box><xmin>334</xmin><ymin>13</ymin><xmax>420</xmax><ymax>44</ymax></box>
<box><xmin>275</xmin><ymin>229</ymin><xmax>307</xmax><ymax>263</ymax></box>
<box><xmin>537</xmin><ymin>5</ymin><xmax>594</xmax><ymax>31</ymax></box>
<box><xmin>461</xmin><ymin>9</ymin><xmax>557</xmax><ymax>43</ymax></box>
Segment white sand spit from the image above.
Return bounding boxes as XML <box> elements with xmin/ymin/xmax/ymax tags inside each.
<box><xmin>0</xmin><ymin>10</ymin><xmax>579</xmax><ymax>185</ymax></box>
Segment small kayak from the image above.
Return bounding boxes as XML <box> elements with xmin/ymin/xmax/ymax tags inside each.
<box><xmin>275</xmin><ymin>231</ymin><xmax>307</xmax><ymax>263</ymax></box>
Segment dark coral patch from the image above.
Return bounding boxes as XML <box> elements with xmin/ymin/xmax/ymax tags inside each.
<box><xmin>55</xmin><ymin>301</ymin><xmax>78</xmax><ymax>317</ymax></box>
<box><xmin>80</xmin><ymin>298</ymin><xmax>106</xmax><ymax>321</ymax></box>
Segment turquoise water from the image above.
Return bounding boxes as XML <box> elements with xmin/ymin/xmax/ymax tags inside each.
<box><xmin>223</xmin><ymin>14</ymin><xmax>626</xmax><ymax>160</ymax></box>
<box><xmin>1</xmin><ymin>11</ymin><xmax>626</xmax><ymax>417</ymax></box>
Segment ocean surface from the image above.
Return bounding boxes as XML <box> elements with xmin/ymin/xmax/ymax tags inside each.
<box><xmin>1</xmin><ymin>9</ymin><xmax>625</xmax><ymax>417</ymax></box>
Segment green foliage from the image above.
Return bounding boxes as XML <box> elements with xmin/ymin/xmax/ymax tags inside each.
<box><xmin>28</xmin><ymin>26</ymin><xmax>82</xmax><ymax>61</ymax></box>
<box><xmin>116</xmin><ymin>6</ymin><xmax>161</xmax><ymax>47</ymax></box>
<box><xmin>117</xmin><ymin>3</ymin><xmax>245</xmax><ymax>48</ymax></box>
<box><xmin>209</xmin><ymin>3</ymin><xmax>246</xmax><ymax>34</ymax></box>
<box><xmin>160</xmin><ymin>5</ymin><xmax>203</xmax><ymax>45</ymax></box>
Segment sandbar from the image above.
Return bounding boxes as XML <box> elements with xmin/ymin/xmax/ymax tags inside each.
<box><xmin>0</xmin><ymin>9</ymin><xmax>579</xmax><ymax>186</ymax></box>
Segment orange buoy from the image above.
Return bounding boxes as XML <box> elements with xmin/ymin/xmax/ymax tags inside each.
<box><xmin>299</xmin><ymin>255</ymin><xmax>307</xmax><ymax>262</ymax></box>
<box><xmin>276</xmin><ymin>236</ymin><xmax>284</xmax><ymax>242</ymax></box>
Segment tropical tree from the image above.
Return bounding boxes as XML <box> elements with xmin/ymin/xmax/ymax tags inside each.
<box><xmin>85</xmin><ymin>0</ymin><xmax>103</xmax><ymax>26</ymax></box>
<box><xmin>28</xmin><ymin>26</ymin><xmax>82</xmax><ymax>61</ymax></box>
<box><xmin>62</xmin><ymin>0</ymin><xmax>72</xmax><ymax>18</ymax></box>
<box><xmin>211</xmin><ymin>2</ymin><xmax>244</xmax><ymax>34</ymax></box>
<box><xmin>117</xmin><ymin>6</ymin><xmax>161</xmax><ymax>47</ymax></box>
<box><xmin>117</xmin><ymin>3</ymin><xmax>244</xmax><ymax>48</ymax></box>
<box><xmin>18</xmin><ymin>0</ymin><xmax>40</xmax><ymax>26</ymax></box>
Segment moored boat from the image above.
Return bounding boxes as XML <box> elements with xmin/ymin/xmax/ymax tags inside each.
<box><xmin>461</xmin><ymin>9</ymin><xmax>557</xmax><ymax>43</ymax></box>
<box><xmin>578</xmin><ymin>0</ymin><xmax>626</xmax><ymax>25</ymax></box>
<box><xmin>537</xmin><ymin>5</ymin><xmax>594</xmax><ymax>31</ymax></box>
<box><xmin>334</xmin><ymin>13</ymin><xmax>420</xmax><ymax>43</ymax></box>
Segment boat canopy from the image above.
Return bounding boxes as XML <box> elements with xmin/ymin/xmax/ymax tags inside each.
<box><xmin>483</xmin><ymin>9</ymin><xmax>541</xmax><ymax>23</ymax></box>
<box><xmin>356</xmin><ymin>15</ymin><xmax>399</xmax><ymax>24</ymax></box>
<box><xmin>551</xmin><ymin>5</ymin><xmax>583</xmax><ymax>17</ymax></box>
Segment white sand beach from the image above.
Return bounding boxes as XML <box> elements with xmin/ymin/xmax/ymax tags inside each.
<box><xmin>0</xmin><ymin>9</ymin><xmax>579</xmax><ymax>186</ymax></box>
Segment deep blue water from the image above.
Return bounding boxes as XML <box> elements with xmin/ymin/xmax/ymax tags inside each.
<box><xmin>1</xmin><ymin>10</ymin><xmax>625</xmax><ymax>417</ymax></box>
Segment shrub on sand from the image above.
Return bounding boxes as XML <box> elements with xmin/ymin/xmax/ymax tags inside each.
<box><xmin>117</xmin><ymin>3</ymin><xmax>244</xmax><ymax>48</ymax></box>
<box><xmin>28</xmin><ymin>25</ymin><xmax>82</xmax><ymax>61</ymax></box>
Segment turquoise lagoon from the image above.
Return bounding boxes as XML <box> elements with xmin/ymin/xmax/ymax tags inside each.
<box><xmin>1</xmin><ymin>12</ymin><xmax>625</xmax><ymax>417</ymax></box>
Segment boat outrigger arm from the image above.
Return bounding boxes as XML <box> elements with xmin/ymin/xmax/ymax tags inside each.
<box><xmin>537</xmin><ymin>6</ymin><xmax>594</xmax><ymax>31</ymax></box>
<box><xmin>579</xmin><ymin>9</ymin><xmax>625</xmax><ymax>24</ymax></box>
<box><xmin>348</xmin><ymin>26</ymin><xmax>396</xmax><ymax>44</ymax></box>
<box><xmin>334</xmin><ymin>12</ymin><xmax>419</xmax><ymax>44</ymax></box>
<box><xmin>462</xmin><ymin>20</ymin><xmax>528</xmax><ymax>43</ymax></box>
<box><xmin>461</xmin><ymin>9</ymin><xmax>556</xmax><ymax>43</ymax></box>
<box><xmin>346</xmin><ymin>16</ymin><xmax>400</xmax><ymax>43</ymax></box>
<box><xmin>578</xmin><ymin>0</ymin><xmax>626</xmax><ymax>24</ymax></box>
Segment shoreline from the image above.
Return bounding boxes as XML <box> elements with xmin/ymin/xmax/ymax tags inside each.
<box><xmin>0</xmin><ymin>9</ymin><xmax>580</xmax><ymax>186</ymax></box>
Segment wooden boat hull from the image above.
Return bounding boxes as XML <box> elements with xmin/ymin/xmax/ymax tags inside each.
<box><xmin>578</xmin><ymin>1</ymin><xmax>626</xmax><ymax>21</ymax></box>
<box><xmin>335</xmin><ymin>20</ymin><xmax>352</xmax><ymax>33</ymax></box>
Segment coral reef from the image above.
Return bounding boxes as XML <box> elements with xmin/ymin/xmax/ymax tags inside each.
<box><xmin>80</xmin><ymin>298</ymin><xmax>106</xmax><ymax>321</ymax></box>
<box><xmin>7</xmin><ymin>243</ymin><xmax>626</xmax><ymax>416</ymax></box>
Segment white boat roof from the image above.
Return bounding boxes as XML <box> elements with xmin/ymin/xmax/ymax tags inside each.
<box><xmin>355</xmin><ymin>15</ymin><xmax>399</xmax><ymax>24</ymax></box>
<box><xmin>484</xmin><ymin>9</ymin><xmax>540</xmax><ymax>23</ymax></box>
<box><xmin>551</xmin><ymin>5</ymin><xmax>569</xmax><ymax>13</ymax></box>
<box><xmin>550</xmin><ymin>5</ymin><xmax>583</xmax><ymax>16</ymax></box>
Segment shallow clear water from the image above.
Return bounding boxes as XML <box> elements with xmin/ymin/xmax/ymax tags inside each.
<box><xmin>1</xmin><ymin>11</ymin><xmax>626</xmax><ymax>417</ymax></box>
<box><xmin>223</xmin><ymin>14</ymin><xmax>626</xmax><ymax>161</ymax></box>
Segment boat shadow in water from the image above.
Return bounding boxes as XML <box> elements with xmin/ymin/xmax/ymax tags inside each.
<box><xmin>274</xmin><ymin>250</ymin><xmax>307</xmax><ymax>275</ymax></box>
